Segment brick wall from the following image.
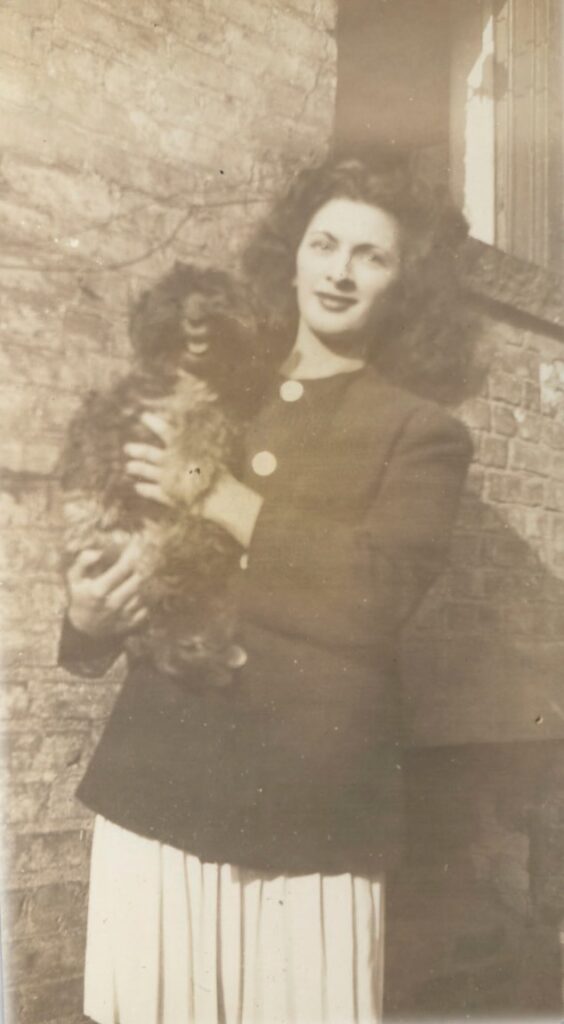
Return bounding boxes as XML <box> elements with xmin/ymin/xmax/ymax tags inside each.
<box><xmin>404</xmin><ymin>309</ymin><xmax>564</xmax><ymax>747</ymax></box>
<box><xmin>0</xmin><ymin>3</ymin><xmax>336</xmax><ymax>1021</ymax></box>
<box><xmin>390</xmin><ymin>305</ymin><xmax>564</xmax><ymax>1018</ymax></box>
<box><xmin>2</xmin><ymin>3</ymin><xmax>564</xmax><ymax>1021</ymax></box>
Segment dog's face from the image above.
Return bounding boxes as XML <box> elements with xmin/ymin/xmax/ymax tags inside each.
<box><xmin>177</xmin><ymin>287</ymin><xmax>238</xmax><ymax>372</ymax></box>
<box><xmin>130</xmin><ymin>264</ymin><xmax>259</xmax><ymax>396</ymax></box>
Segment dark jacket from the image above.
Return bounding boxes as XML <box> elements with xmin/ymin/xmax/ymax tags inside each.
<box><xmin>59</xmin><ymin>366</ymin><xmax>472</xmax><ymax>876</ymax></box>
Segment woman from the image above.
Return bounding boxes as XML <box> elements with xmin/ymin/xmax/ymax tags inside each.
<box><xmin>59</xmin><ymin>155</ymin><xmax>474</xmax><ymax>1023</ymax></box>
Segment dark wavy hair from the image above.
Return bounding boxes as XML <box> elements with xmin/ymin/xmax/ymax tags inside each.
<box><xmin>242</xmin><ymin>155</ymin><xmax>477</xmax><ymax>404</ymax></box>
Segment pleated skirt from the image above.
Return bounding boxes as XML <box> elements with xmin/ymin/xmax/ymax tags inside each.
<box><xmin>84</xmin><ymin>815</ymin><xmax>385</xmax><ymax>1024</ymax></box>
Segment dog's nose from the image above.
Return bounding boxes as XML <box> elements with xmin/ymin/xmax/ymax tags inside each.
<box><xmin>183</xmin><ymin>292</ymin><xmax>207</xmax><ymax>323</ymax></box>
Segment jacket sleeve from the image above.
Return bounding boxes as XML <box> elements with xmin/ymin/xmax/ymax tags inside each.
<box><xmin>58</xmin><ymin>615</ymin><xmax>124</xmax><ymax>678</ymax></box>
<box><xmin>240</xmin><ymin>406</ymin><xmax>473</xmax><ymax>647</ymax></box>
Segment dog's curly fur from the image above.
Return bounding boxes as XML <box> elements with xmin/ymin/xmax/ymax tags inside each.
<box><xmin>58</xmin><ymin>262</ymin><xmax>268</xmax><ymax>686</ymax></box>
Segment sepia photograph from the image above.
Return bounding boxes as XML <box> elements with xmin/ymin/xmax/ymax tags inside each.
<box><xmin>0</xmin><ymin>0</ymin><xmax>563</xmax><ymax>1021</ymax></box>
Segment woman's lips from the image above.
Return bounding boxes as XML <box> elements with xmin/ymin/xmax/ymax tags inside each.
<box><xmin>315</xmin><ymin>292</ymin><xmax>357</xmax><ymax>311</ymax></box>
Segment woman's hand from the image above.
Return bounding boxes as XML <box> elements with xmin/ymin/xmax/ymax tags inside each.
<box><xmin>124</xmin><ymin>412</ymin><xmax>203</xmax><ymax>508</ymax></box>
<box><xmin>200</xmin><ymin>472</ymin><xmax>264</xmax><ymax>549</ymax></box>
<box><xmin>125</xmin><ymin>412</ymin><xmax>264</xmax><ymax>546</ymax></box>
<box><xmin>66</xmin><ymin>541</ymin><xmax>148</xmax><ymax>638</ymax></box>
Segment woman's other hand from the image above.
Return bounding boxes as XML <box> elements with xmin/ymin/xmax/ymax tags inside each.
<box><xmin>66</xmin><ymin>541</ymin><xmax>148</xmax><ymax>638</ymax></box>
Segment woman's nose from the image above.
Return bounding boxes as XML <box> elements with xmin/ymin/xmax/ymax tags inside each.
<box><xmin>326</xmin><ymin>251</ymin><xmax>353</xmax><ymax>284</ymax></box>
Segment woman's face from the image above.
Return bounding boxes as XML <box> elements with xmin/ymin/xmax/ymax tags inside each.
<box><xmin>295</xmin><ymin>198</ymin><xmax>401</xmax><ymax>347</ymax></box>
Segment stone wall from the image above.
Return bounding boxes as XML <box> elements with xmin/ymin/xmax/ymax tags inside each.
<box><xmin>0</xmin><ymin>3</ymin><xmax>336</xmax><ymax>1021</ymax></box>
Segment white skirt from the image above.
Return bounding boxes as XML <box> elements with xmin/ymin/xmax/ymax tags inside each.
<box><xmin>84</xmin><ymin>815</ymin><xmax>385</xmax><ymax>1024</ymax></box>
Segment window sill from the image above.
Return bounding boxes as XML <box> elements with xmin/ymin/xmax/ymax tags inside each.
<box><xmin>464</xmin><ymin>238</ymin><xmax>564</xmax><ymax>334</ymax></box>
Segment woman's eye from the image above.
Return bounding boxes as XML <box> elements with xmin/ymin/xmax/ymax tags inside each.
<box><xmin>365</xmin><ymin>252</ymin><xmax>384</xmax><ymax>265</ymax></box>
<box><xmin>310</xmin><ymin>238</ymin><xmax>333</xmax><ymax>252</ymax></box>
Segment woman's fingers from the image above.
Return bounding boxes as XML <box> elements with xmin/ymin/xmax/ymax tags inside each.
<box><xmin>139</xmin><ymin>412</ymin><xmax>172</xmax><ymax>445</ymax></box>
<box><xmin>129</xmin><ymin>607</ymin><xmax>149</xmax><ymax>629</ymax></box>
<box><xmin>98</xmin><ymin>540</ymin><xmax>141</xmax><ymax>591</ymax></box>
<box><xmin>134</xmin><ymin>481</ymin><xmax>173</xmax><ymax>506</ymax></box>
<box><xmin>125</xmin><ymin>459</ymin><xmax>161</xmax><ymax>483</ymax></box>
<box><xmin>109</xmin><ymin>572</ymin><xmax>143</xmax><ymax>610</ymax></box>
<box><xmin>67</xmin><ymin>548</ymin><xmax>102</xmax><ymax>583</ymax></box>
<box><xmin>112</xmin><ymin>604</ymin><xmax>148</xmax><ymax>635</ymax></box>
<box><xmin>124</xmin><ymin>442</ymin><xmax>164</xmax><ymax>466</ymax></box>
<box><xmin>121</xmin><ymin>594</ymin><xmax>143</xmax><ymax>616</ymax></box>
<box><xmin>124</xmin><ymin>443</ymin><xmax>166</xmax><ymax>495</ymax></box>
<box><xmin>119</xmin><ymin>596</ymin><xmax>148</xmax><ymax>631</ymax></box>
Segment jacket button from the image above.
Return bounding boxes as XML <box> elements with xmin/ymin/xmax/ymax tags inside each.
<box><xmin>225</xmin><ymin>644</ymin><xmax>248</xmax><ymax>669</ymax></box>
<box><xmin>280</xmin><ymin>379</ymin><xmax>304</xmax><ymax>402</ymax></box>
<box><xmin>251</xmin><ymin>450</ymin><xmax>277</xmax><ymax>476</ymax></box>
<box><xmin>239</xmin><ymin>553</ymin><xmax>249</xmax><ymax>570</ymax></box>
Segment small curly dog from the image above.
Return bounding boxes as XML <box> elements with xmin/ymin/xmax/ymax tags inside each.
<box><xmin>59</xmin><ymin>262</ymin><xmax>268</xmax><ymax>686</ymax></box>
